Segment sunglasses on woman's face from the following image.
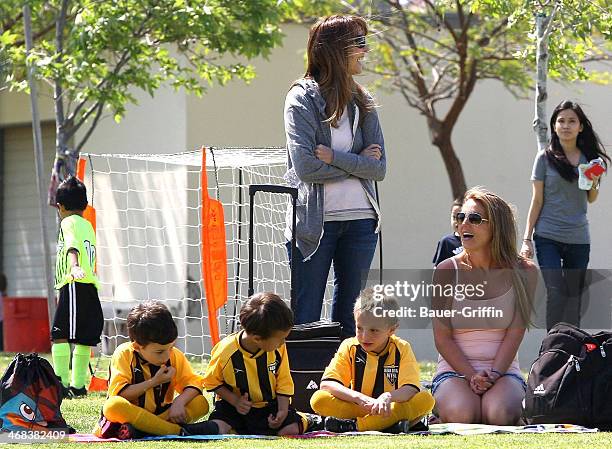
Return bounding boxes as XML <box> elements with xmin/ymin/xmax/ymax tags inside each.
<box><xmin>352</xmin><ymin>35</ymin><xmax>367</xmax><ymax>48</ymax></box>
<box><xmin>456</xmin><ymin>212</ymin><xmax>489</xmax><ymax>226</ymax></box>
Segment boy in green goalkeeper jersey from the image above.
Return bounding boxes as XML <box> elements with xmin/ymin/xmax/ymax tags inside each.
<box><xmin>51</xmin><ymin>176</ymin><xmax>103</xmax><ymax>398</ymax></box>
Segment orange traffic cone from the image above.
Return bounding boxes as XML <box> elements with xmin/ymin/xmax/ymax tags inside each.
<box><xmin>88</xmin><ymin>371</ymin><xmax>108</xmax><ymax>392</ymax></box>
<box><xmin>87</xmin><ymin>348</ymin><xmax>108</xmax><ymax>392</ymax></box>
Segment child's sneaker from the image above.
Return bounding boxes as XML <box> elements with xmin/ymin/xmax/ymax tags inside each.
<box><xmin>69</xmin><ymin>386</ymin><xmax>87</xmax><ymax>398</ymax></box>
<box><xmin>408</xmin><ymin>419</ymin><xmax>429</xmax><ymax>432</ymax></box>
<box><xmin>385</xmin><ymin>418</ymin><xmax>429</xmax><ymax>434</ymax></box>
<box><xmin>303</xmin><ymin>413</ymin><xmax>324</xmax><ymax>432</ymax></box>
<box><xmin>181</xmin><ymin>420</ymin><xmax>219</xmax><ymax>436</ymax></box>
<box><xmin>116</xmin><ymin>423</ymin><xmax>149</xmax><ymax>440</ymax></box>
<box><xmin>96</xmin><ymin>416</ymin><xmax>122</xmax><ymax>439</ymax></box>
<box><xmin>56</xmin><ymin>377</ymin><xmax>73</xmax><ymax>399</ymax></box>
<box><xmin>324</xmin><ymin>416</ymin><xmax>357</xmax><ymax>433</ymax></box>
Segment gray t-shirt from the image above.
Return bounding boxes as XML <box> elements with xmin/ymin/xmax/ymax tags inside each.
<box><xmin>531</xmin><ymin>150</ymin><xmax>589</xmax><ymax>244</ymax></box>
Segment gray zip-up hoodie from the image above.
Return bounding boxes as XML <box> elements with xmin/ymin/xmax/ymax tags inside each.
<box><xmin>283</xmin><ymin>78</ymin><xmax>386</xmax><ymax>261</ymax></box>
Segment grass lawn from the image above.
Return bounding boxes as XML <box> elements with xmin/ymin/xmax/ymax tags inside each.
<box><xmin>0</xmin><ymin>353</ymin><xmax>607</xmax><ymax>448</ymax></box>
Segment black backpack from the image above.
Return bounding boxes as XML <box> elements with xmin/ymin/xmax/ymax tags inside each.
<box><xmin>523</xmin><ymin>323</ymin><xmax>612</xmax><ymax>429</ymax></box>
<box><xmin>285</xmin><ymin>320</ymin><xmax>342</xmax><ymax>414</ymax></box>
<box><xmin>0</xmin><ymin>353</ymin><xmax>74</xmax><ymax>433</ymax></box>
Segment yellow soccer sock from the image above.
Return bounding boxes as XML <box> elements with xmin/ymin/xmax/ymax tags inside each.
<box><xmin>356</xmin><ymin>391</ymin><xmax>435</xmax><ymax>431</ymax></box>
<box><xmin>298</xmin><ymin>412</ymin><xmax>307</xmax><ymax>433</ymax></box>
<box><xmin>310</xmin><ymin>390</ymin><xmax>366</xmax><ymax>419</ymax></box>
<box><xmin>103</xmin><ymin>396</ymin><xmax>182</xmax><ymax>435</ymax></box>
<box><xmin>158</xmin><ymin>395</ymin><xmax>209</xmax><ymax>424</ymax></box>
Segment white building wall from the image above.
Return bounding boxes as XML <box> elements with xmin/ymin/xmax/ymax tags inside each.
<box><xmin>1</xmin><ymin>124</ymin><xmax>57</xmax><ymax>297</ymax></box>
<box><xmin>0</xmin><ymin>89</ymin><xmax>55</xmax><ymax>126</ymax></box>
<box><xmin>75</xmin><ymin>86</ymin><xmax>187</xmax><ymax>155</ymax></box>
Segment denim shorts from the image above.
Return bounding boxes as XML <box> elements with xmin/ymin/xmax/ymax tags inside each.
<box><xmin>431</xmin><ymin>371</ymin><xmax>527</xmax><ymax>395</ymax></box>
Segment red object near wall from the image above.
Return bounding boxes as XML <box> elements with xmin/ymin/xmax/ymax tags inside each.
<box><xmin>3</xmin><ymin>297</ymin><xmax>51</xmax><ymax>352</ymax></box>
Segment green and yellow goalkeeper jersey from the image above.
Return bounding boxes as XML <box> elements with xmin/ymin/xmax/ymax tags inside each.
<box><xmin>55</xmin><ymin>214</ymin><xmax>99</xmax><ymax>290</ymax></box>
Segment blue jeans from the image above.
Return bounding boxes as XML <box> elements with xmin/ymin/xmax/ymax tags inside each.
<box><xmin>287</xmin><ymin>219</ymin><xmax>378</xmax><ymax>338</ymax></box>
<box><xmin>431</xmin><ymin>371</ymin><xmax>526</xmax><ymax>395</ymax></box>
<box><xmin>534</xmin><ymin>235</ymin><xmax>590</xmax><ymax>331</ymax></box>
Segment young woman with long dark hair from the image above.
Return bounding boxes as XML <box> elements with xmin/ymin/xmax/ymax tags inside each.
<box><xmin>521</xmin><ymin>100</ymin><xmax>609</xmax><ymax>330</ymax></box>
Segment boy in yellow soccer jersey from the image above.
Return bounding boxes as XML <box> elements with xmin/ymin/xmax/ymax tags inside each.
<box><xmin>52</xmin><ymin>176</ymin><xmax>103</xmax><ymax>398</ymax></box>
<box><xmin>96</xmin><ymin>301</ymin><xmax>216</xmax><ymax>439</ymax></box>
<box><xmin>203</xmin><ymin>292</ymin><xmax>322</xmax><ymax>435</ymax></box>
<box><xmin>311</xmin><ymin>288</ymin><xmax>435</xmax><ymax>433</ymax></box>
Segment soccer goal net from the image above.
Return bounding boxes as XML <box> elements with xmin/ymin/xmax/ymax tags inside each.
<box><xmin>83</xmin><ymin>147</ymin><xmax>333</xmax><ymax>359</ymax></box>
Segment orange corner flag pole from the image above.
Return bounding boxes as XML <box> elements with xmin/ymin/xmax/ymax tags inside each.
<box><xmin>76</xmin><ymin>157</ymin><xmax>97</xmax><ymax>273</ymax></box>
<box><xmin>76</xmin><ymin>157</ymin><xmax>97</xmax><ymax>234</ymax></box>
<box><xmin>200</xmin><ymin>147</ymin><xmax>228</xmax><ymax>346</ymax></box>
<box><xmin>79</xmin><ymin>159</ymin><xmax>107</xmax><ymax>392</ymax></box>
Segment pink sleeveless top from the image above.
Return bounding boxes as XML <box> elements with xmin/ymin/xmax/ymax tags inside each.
<box><xmin>435</xmin><ymin>257</ymin><xmax>521</xmax><ymax>376</ymax></box>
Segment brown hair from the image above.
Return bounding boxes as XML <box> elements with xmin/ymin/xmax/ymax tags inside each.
<box><xmin>240</xmin><ymin>292</ymin><xmax>293</xmax><ymax>338</ymax></box>
<box><xmin>127</xmin><ymin>301</ymin><xmax>178</xmax><ymax>345</ymax></box>
<box><xmin>463</xmin><ymin>186</ymin><xmax>533</xmax><ymax>326</ymax></box>
<box><xmin>305</xmin><ymin>15</ymin><xmax>375</xmax><ymax>127</ymax></box>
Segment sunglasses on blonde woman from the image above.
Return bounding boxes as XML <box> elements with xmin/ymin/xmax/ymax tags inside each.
<box><xmin>456</xmin><ymin>212</ymin><xmax>489</xmax><ymax>226</ymax></box>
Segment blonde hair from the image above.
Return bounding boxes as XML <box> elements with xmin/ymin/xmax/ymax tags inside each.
<box><xmin>463</xmin><ymin>186</ymin><xmax>533</xmax><ymax>326</ymax></box>
<box><xmin>354</xmin><ymin>287</ymin><xmax>399</xmax><ymax>328</ymax></box>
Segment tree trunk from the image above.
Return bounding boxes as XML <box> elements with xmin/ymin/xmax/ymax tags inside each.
<box><xmin>48</xmin><ymin>0</ymin><xmax>77</xmax><ymax>206</ymax></box>
<box><xmin>433</xmin><ymin>129</ymin><xmax>467</xmax><ymax>201</ymax></box>
<box><xmin>533</xmin><ymin>5</ymin><xmax>560</xmax><ymax>151</ymax></box>
<box><xmin>23</xmin><ymin>3</ymin><xmax>56</xmax><ymax>324</ymax></box>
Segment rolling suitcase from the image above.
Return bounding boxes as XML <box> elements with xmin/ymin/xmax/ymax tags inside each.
<box><xmin>248</xmin><ymin>184</ymin><xmax>342</xmax><ymax>414</ymax></box>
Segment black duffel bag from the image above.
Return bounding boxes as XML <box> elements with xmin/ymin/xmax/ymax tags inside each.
<box><xmin>523</xmin><ymin>323</ymin><xmax>612</xmax><ymax>429</ymax></box>
<box><xmin>285</xmin><ymin>320</ymin><xmax>342</xmax><ymax>414</ymax></box>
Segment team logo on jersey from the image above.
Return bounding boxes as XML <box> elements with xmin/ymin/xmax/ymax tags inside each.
<box><xmin>268</xmin><ymin>360</ymin><xmax>280</xmax><ymax>374</ymax></box>
<box><xmin>384</xmin><ymin>365</ymin><xmax>399</xmax><ymax>385</ymax></box>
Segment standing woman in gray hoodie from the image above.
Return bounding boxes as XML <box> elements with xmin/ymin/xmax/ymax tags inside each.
<box><xmin>283</xmin><ymin>15</ymin><xmax>386</xmax><ymax>337</ymax></box>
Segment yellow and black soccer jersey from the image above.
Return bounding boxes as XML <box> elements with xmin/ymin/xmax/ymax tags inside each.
<box><xmin>55</xmin><ymin>214</ymin><xmax>100</xmax><ymax>290</ymax></box>
<box><xmin>322</xmin><ymin>335</ymin><xmax>420</xmax><ymax>398</ymax></box>
<box><xmin>202</xmin><ymin>331</ymin><xmax>293</xmax><ymax>408</ymax></box>
<box><xmin>108</xmin><ymin>342</ymin><xmax>204</xmax><ymax>415</ymax></box>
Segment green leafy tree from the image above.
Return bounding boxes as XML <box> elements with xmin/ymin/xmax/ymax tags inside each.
<box><xmin>0</xmin><ymin>49</ymin><xmax>9</xmax><ymax>90</ymax></box>
<box><xmin>531</xmin><ymin>0</ymin><xmax>611</xmax><ymax>150</ymax></box>
<box><xmin>1</xmin><ymin>0</ymin><xmax>290</xmax><ymax>203</ymax></box>
<box><xmin>300</xmin><ymin>0</ymin><xmax>611</xmax><ymax>199</ymax></box>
